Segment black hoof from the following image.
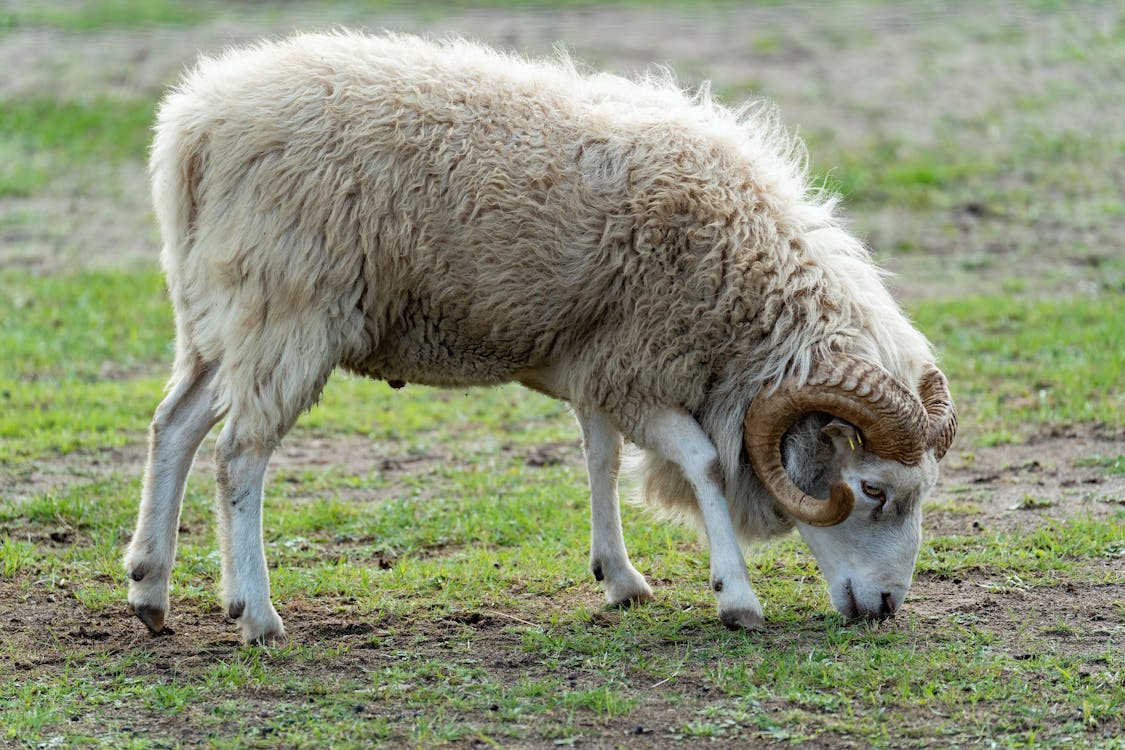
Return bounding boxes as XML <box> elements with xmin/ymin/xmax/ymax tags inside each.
<box><xmin>129</xmin><ymin>603</ymin><xmax>169</xmax><ymax>635</ymax></box>
<box><xmin>718</xmin><ymin>608</ymin><xmax>765</xmax><ymax>631</ymax></box>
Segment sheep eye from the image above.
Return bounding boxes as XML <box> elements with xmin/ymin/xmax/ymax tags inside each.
<box><xmin>861</xmin><ymin>481</ymin><xmax>886</xmax><ymax>503</ymax></box>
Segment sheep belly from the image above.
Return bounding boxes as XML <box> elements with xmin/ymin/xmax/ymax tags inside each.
<box><xmin>342</xmin><ymin>310</ymin><xmax>557</xmax><ymax>389</ymax></box>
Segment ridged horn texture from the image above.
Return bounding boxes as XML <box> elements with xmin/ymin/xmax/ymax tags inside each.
<box><xmin>919</xmin><ymin>364</ymin><xmax>957</xmax><ymax>460</ymax></box>
<box><xmin>744</xmin><ymin>355</ymin><xmax>928</xmax><ymax>527</ymax></box>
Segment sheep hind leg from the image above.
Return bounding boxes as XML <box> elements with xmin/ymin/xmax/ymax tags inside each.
<box><xmin>213</xmin><ymin>423</ymin><xmax>285</xmax><ymax>645</ymax></box>
<box><xmin>125</xmin><ymin>360</ymin><xmax>220</xmax><ymax>635</ymax></box>
<box><xmin>576</xmin><ymin>407</ymin><xmax>653</xmax><ymax>607</ymax></box>
<box><xmin>213</xmin><ymin>358</ymin><xmax>335</xmax><ymax>645</ymax></box>
<box><xmin>634</xmin><ymin>407</ymin><xmax>764</xmax><ymax>630</ymax></box>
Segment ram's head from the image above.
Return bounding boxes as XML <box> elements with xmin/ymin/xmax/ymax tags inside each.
<box><xmin>744</xmin><ymin>355</ymin><xmax>957</xmax><ymax>619</ymax></box>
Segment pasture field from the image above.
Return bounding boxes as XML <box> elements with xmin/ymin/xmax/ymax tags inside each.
<box><xmin>1</xmin><ymin>1</ymin><xmax>1122</xmax><ymax>747</ymax></box>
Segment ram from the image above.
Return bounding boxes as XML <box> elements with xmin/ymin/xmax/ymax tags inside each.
<box><xmin>125</xmin><ymin>32</ymin><xmax>956</xmax><ymax>644</ymax></box>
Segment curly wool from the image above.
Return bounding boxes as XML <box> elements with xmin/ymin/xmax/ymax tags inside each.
<box><xmin>151</xmin><ymin>32</ymin><xmax>933</xmax><ymax>537</ymax></box>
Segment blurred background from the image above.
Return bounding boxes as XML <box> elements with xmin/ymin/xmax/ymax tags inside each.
<box><xmin>2</xmin><ymin>0</ymin><xmax>1121</xmax><ymax>297</ymax></box>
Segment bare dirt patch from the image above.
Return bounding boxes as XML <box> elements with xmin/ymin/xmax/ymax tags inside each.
<box><xmin>933</xmin><ymin>426</ymin><xmax>1125</xmax><ymax>537</ymax></box>
<box><xmin>910</xmin><ymin>576</ymin><xmax>1125</xmax><ymax>660</ymax></box>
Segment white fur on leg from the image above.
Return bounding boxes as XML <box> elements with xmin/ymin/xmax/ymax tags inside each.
<box><xmin>214</xmin><ymin>427</ymin><xmax>285</xmax><ymax>644</ymax></box>
<box><xmin>577</xmin><ymin>407</ymin><xmax>654</xmax><ymax>606</ymax></box>
<box><xmin>635</xmin><ymin>407</ymin><xmax>764</xmax><ymax>629</ymax></box>
<box><xmin>125</xmin><ymin>366</ymin><xmax>219</xmax><ymax>633</ymax></box>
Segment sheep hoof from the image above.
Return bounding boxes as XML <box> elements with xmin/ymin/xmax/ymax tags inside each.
<box><xmin>605</xmin><ymin>576</ymin><xmax>655</xmax><ymax>608</ymax></box>
<box><xmin>718</xmin><ymin>607</ymin><xmax>765</xmax><ymax>631</ymax></box>
<box><xmin>608</xmin><ymin>588</ymin><xmax>655</xmax><ymax>609</ymax></box>
<box><xmin>245</xmin><ymin>626</ymin><xmax>287</xmax><ymax>647</ymax></box>
<box><xmin>130</xmin><ymin>603</ymin><xmax>168</xmax><ymax>635</ymax></box>
<box><xmin>237</xmin><ymin>606</ymin><xmax>287</xmax><ymax>646</ymax></box>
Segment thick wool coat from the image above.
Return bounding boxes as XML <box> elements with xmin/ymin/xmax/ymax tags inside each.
<box><xmin>151</xmin><ymin>32</ymin><xmax>933</xmax><ymax>539</ymax></box>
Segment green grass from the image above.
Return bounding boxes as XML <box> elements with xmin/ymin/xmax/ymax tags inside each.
<box><xmin>1074</xmin><ymin>455</ymin><xmax>1125</xmax><ymax>476</ymax></box>
<box><xmin>3</xmin><ymin>454</ymin><xmax>1120</xmax><ymax>746</ymax></box>
<box><xmin>922</xmin><ymin>516</ymin><xmax>1125</xmax><ymax>582</ymax></box>
<box><xmin>802</xmin><ymin>128</ymin><xmax>1123</xmax><ymax>214</ymax></box>
<box><xmin>914</xmin><ymin>295</ymin><xmax>1125</xmax><ymax>441</ymax></box>
<box><xmin>0</xmin><ymin>0</ymin><xmax>777</xmax><ymax>32</ymax></box>
<box><xmin>3</xmin><ymin>265</ymin><xmax>1118</xmax><ymax>746</ymax></box>
<box><xmin>0</xmin><ymin>269</ymin><xmax>171</xmax><ymax>463</ymax></box>
<box><xmin>814</xmin><ymin>137</ymin><xmax>995</xmax><ymax>210</ymax></box>
<box><xmin>0</xmin><ymin>0</ymin><xmax>214</xmax><ymax>30</ymax></box>
<box><xmin>0</xmin><ymin>97</ymin><xmax>156</xmax><ymax>197</ymax></box>
<box><xmin>0</xmin><ymin>269</ymin><xmax>172</xmax><ymax>380</ymax></box>
<box><xmin>4</xmin><ymin>269</ymin><xmax>1119</xmax><ymax>466</ymax></box>
<box><xmin>2</xmin><ymin>271</ymin><xmax>1122</xmax><ymax>744</ymax></box>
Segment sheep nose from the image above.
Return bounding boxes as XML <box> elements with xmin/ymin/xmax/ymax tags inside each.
<box><xmin>879</xmin><ymin>591</ymin><xmax>897</xmax><ymax>618</ymax></box>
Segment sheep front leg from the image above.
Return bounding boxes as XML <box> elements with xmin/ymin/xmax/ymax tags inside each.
<box><xmin>635</xmin><ymin>407</ymin><xmax>764</xmax><ymax>630</ymax></box>
<box><xmin>576</xmin><ymin>407</ymin><xmax>654</xmax><ymax>606</ymax></box>
<box><xmin>214</xmin><ymin>425</ymin><xmax>285</xmax><ymax>645</ymax></box>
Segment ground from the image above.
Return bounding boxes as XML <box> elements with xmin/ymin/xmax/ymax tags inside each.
<box><xmin>0</xmin><ymin>2</ymin><xmax>1122</xmax><ymax>748</ymax></box>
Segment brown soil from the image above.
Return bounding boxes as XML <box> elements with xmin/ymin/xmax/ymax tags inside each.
<box><xmin>933</xmin><ymin>425</ymin><xmax>1125</xmax><ymax>537</ymax></box>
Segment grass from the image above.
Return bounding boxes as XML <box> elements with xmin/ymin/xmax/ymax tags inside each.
<box><xmin>3</xmin><ymin>269</ymin><xmax>1119</xmax><ymax>465</ymax></box>
<box><xmin>921</xmin><ymin>516</ymin><xmax>1125</xmax><ymax>582</ymax></box>
<box><xmin>1074</xmin><ymin>455</ymin><xmax>1125</xmax><ymax>476</ymax></box>
<box><xmin>0</xmin><ymin>269</ymin><xmax>171</xmax><ymax>463</ymax></box>
<box><xmin>0</xmin><ymin>0</ymin><xmax>214</xmax><ymax>31</ymax></box>
<box><xmin>0</xmin><ymin>206</ymin><xmax>1120</xmax><ymax>750</ymax></box>
<box><xmin>0</xmin><ymin>98</ymin><xmax>156</xmax><ymax>197</ymax></box>
<box><xmin>2</xmin><ymin>1</ymin><xmax>1123</xmax><ymax>747</ymax></box>
<box><xmin>1</xmin><ymin>270</ymin><xmax>1122</xmax><ymax>745</ymax></box>
<box><xmin>801</xmin><ymin>127</ymin><xmax>1124</xmax><ymax>215</ymax></box>
<box><xmin>915</xmin><ymin>295</ymin><xmax>1125</xmax><ymax>441</ymax></box>
<box><xmin>812</xmin><ymin>136</ymin><xmax>995</xmax><ymax>210</ymax></box>
<box><xmin>3</xmin><ymin>453</ymin><xmax>1120</xmax><ymax>746</ymax></box>
<box><xmin>0</xmin><ymin>0</ymin><xmax>783</xmax><ymax>32</ymax></box>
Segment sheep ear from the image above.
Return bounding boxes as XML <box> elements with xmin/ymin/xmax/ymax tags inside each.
<box><xmin>821</xmin><ymin>419</ymin><xmax>863</xmax><ymax>455</ymax></box>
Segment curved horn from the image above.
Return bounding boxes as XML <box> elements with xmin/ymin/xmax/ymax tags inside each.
<box><xmin>919</xmin><ymin>364</ymin><xmax>957</xmax><ymax>460</ymax></box>
<box><xmin>744</xmin><ymin>355</ymin><xmax>928</xmax><ymax>527</ymax></box>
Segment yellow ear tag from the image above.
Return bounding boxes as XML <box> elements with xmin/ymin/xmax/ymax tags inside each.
<box><xmin>856</xmin><ymin>433</ymin><xmax>863</xmax><ymax>446</ymax></box>
<box><xmin>848</xmin><ymin>437</ymin><xmax>855</xmax><ymax>451</ymax></box>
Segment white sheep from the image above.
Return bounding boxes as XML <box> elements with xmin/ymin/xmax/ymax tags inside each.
<box><xmin>125</xmin><ymin>32</ymin><xmax>956</xmax><ymax>644</ymax></box>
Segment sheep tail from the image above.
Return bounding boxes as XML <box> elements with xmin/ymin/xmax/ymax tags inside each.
<box><xmin>148</xmin><ymin>94</ymin><xmax>213</xmax><ymax>380</ymax></box>
<box><xmin>148</xmin><ymin>96</ymin><xmax>208</xmax><ymax>270</ymax></box>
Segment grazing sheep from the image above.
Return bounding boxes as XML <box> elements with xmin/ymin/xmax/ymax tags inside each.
<box><xmin>125</xmin><ymin>32</ymin><xmax>956</xmax><ymax>644</ymax></box>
